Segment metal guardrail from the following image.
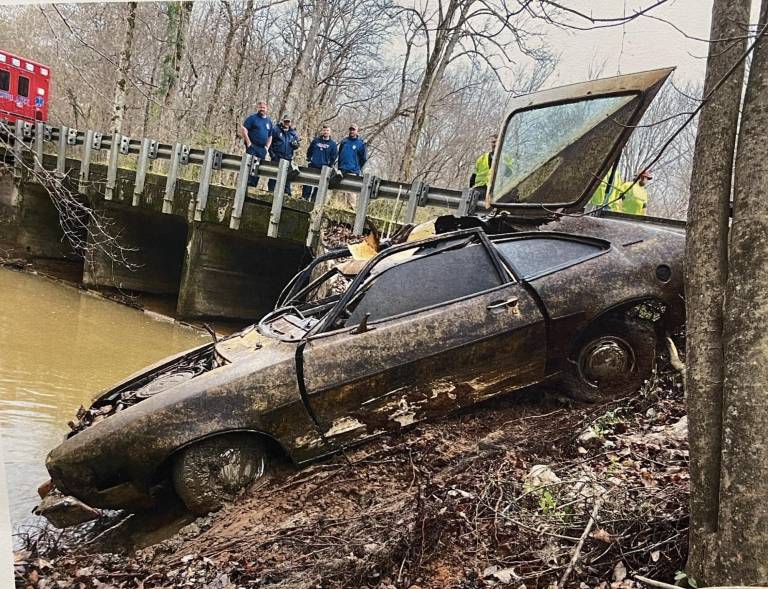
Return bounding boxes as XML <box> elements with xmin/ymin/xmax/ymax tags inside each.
<box><xmin>1</xmin><ymin>119</ymin><xmax>472</xmax><ymax>248</ymax></box>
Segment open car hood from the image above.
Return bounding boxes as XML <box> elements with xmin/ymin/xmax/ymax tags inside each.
<box><xmin>487</xmin><ymin>67</ymin><xmax>674</xmax><ymax>216</ymax></box>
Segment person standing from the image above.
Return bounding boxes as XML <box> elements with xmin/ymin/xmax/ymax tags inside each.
<box><xmin>241</xmin><ymin>101</ymin><xmax>274</xmax><ymax>187</ymax></box>
<box><xmin>302</xmin><ymin>125</ymin><xmax>338</xmax><ymax>201</ymax></box>
<box><xmin>469</xmin><ymin>134</ymin><xmax>497</xmax><ymax>207</ymax></box>
<box><xmin>619</xmin><ymin>169</ymin><xmax>652</xmax><ymax>215</ymax></box>
<box><xmin>268</xmin><ymin>114</ymin><xmax>301</xmax><ymax>196</ymax></box>
<box><xmin>337</xmin><ymin>124</ymin><xmax>367</xmax><ymax>175</ymax></box>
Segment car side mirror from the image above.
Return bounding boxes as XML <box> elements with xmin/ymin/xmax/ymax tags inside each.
<box><xmin>351</xmin><ymin>313</ymin><xmax>374</xmax><ymax>335</ymax></box>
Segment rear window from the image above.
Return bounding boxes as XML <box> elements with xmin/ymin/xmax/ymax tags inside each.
<box><xmin>0</xmin><ymin>70</ymin><xmax>9</xmax><ymax>92</ymax></box>
<box><xmin>345</xmin><ymin>243</ymin><xmax>503</xmax><ymax>325</ymax></box>
<box><xmin>495</xmin><ymin>236</ymin><xmax>607</xmax><ymax>278</ymax></box>
<box><xmin>17</xmin><ymin>75</ymin><xmax>29</xmax><ymax>97</ymax></box>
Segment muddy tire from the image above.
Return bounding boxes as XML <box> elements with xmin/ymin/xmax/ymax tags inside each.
<box><xmin>562</xmin><ymin>317</ymin><xmax>656</xmax><ymax>403</ymax></box>
<box><xmin>172</xmin><ymin>434</ymin><xmax>268</xmax><ymax>515</ymax></box>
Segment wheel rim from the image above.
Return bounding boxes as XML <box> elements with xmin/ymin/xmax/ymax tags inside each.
<box><xmin>214</xmin><ymin>446</ymin><xmax>265</xmax><ymax>495</ymax></box>
<box><xmin>577</xmin><ymin>335</ymin><xmax>636</xmax><ymax>388</ymax></box>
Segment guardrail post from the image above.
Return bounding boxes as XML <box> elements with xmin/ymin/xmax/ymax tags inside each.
<box><xmin>133</xmin><ymin>138</ymin><xmax>152</xmax><ymax>206</ymax></box>
<box><xmin>105</xmin><ymin>133</ymin><xmax>120</xmax><ymax>200</ymax></box>
<box><xmin>403</xmin><ymin>178</ymin><xmax>424</xmax><ymax>225</ymax></box>
<box><xmin>354</xmin><ymin>172</ymin><xmax>378</xmax><ymax>234</ymax></box>
<box><xmin>306</xmin><ymin>165</ymin><xmax>331</xmax><ymax>249</ymax></box>
<box><xmin>56</xmin><ymin>125</ymin><xmax>68</xmax><ymax>174</ymax></box>
<box><xmin>194</xmin><ymin>147</ymin><xmax>215</xmax><ymax>222</ymax></box>
<box><xmin>230</xmin><ymin>154</ymin><xmax>253</xmax><ymax>230</ymax></box>
<box><xmin>162</xmin><ymin>142</ymin><xmax>182</xmax><ymax>214</ymax></box>
<box><xmin>456</xmin><ymin>188</ymin><xmax>474</xmax><ymax>216</ymax></box>
<box><xmin>12</xmin><ymin>120</ymin><xmax>24</xmax><ymax>178</ymax></box>
<box><xmin>78</xmin><ymin>129</ymin><xmax>94</xmax><ymax>193</ymax></box>
<box><xmin>268</xmin><ymin>158</ymin><xmax>290</xmax><ymax>238</ymax></box>
<box><xmin>34</xmin><ymin>121</ymin><xmax>44</xmax><ymax>173</ymax></box>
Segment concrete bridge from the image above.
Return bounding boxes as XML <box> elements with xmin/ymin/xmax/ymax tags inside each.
<box><xmin>0</xmin><ymin>120</ymin><xmax>469</xmax><ymax>321</ymax></box>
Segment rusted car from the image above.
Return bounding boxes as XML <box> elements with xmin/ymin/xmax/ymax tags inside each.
<box><xmin>38</xmin><ymin>67</ymin><xmax>685</xmax><ymax>524</ymax></box>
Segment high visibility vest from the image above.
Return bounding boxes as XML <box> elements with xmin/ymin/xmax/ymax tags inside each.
<box><xmin>619</xmin><ymin>182</ymin><xmax>649</xmax><ymax>215</ymax></box>
<box><xmin>590</xmin><ymin>172</ymin><xmax>624</xmax><ymax>211</ymax></box>
<box><xmin>473</xmin><ymin>152</ymin><xmax>492</xmax><ymax>188</ymax></box>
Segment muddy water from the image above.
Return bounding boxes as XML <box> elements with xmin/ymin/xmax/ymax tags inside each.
<box><xmin>0</xmin><ymin>268</ymin><xmax>209</xmax><ymax>529</ymax></box>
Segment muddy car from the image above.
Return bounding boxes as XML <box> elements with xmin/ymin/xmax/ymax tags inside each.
<box><xmin>38</xmin><ymin>67</ymin><xmax>685</xmax><ymax>525</ymax></box>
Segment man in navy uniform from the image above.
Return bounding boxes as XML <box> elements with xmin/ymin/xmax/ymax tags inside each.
<box><xmin>240</xmin><ymin>101</ymin><xmax>273</xmax><ymax>187</ymax></box>
<box><xmin>268</xmin><ymin>113</ymin><xmax>301</xmax><ymax>196</ymax></box>
<box><xmin>337</xmin><ymin>124</ymin><xmax>367</xmax><ymax>175</ymax></box>
<box><xmin>302</xmin><ymin>124</ymin><xmax>338</xmax><ymax>201</ymax></box>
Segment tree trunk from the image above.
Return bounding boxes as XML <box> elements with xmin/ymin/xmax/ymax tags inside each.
<box><xmin>228</xmin><ymin>0</ymin><xmax>255</xmax><ymax>149</ymax></box>
<box><xmin>109</xmin><ymin>1</ymin><xmax>137</xmax><ymax>136</ymax></box>
<box><xmin>397</xmin><ymin>0</ymin><xmax>465</xmax><ymax>182</ymax></box>
<box><xmin>149</xmin><ymin>1</ymin><xmax>193</xmax><ymax>138</ymax></box>
<box><xmin>276</xmin><ymin>0</ymin><xmax>327</xmax><ymax>119</ymax></box>
<box><xmin>203</xmin><ymin>1</ymin><xmax>238</xmax><ymax>131</ymax></box>
<box><xmin>716</xmin><ymin>2</ymin><xmax>768</xmax><ymax>583</ymax></box>
<box><xmin>684</xmin><ymin>0</ymin><xmax>750</xmax><ymax>582</ymax></box>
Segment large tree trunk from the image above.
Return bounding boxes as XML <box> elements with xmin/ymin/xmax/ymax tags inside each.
<box><xmin>109</xmin><ymin>1</ymin><xmax>137</xmax><ymax>136</ymax></box>
<box><xmin>716</xmin><ymin>2</ymin><xmax>768</xmax><ymax>583</ymax></box>
<box><xmin>684</xmin><ymin>0</ymin><xmax>750</xmax><ymax>581</ymax></box>
<box><xmin>203</xmin><ymin>1</ymin><xmax>240</xmax><ymax>131</ymax></box>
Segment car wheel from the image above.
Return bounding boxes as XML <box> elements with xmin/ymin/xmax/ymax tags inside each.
<box><xmin>172</xmin><ymin>434</ymin><xmax>268</xmax><ymax>515</ymax></box>
<box><xmin>562</xmin><ymin>317</ymin><xmax>656</xmax><ymax>403</ymax></box>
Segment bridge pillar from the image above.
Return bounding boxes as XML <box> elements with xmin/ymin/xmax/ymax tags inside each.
<box><xmin>1</xmin><ymin>175</ymin><xmax>83</xmax><ymax>262</ymax></box>
<box><xmin>82</xmin><ymin>202</ymin><xmax>187</xmax><ymax>295</ymax></box>
<box><xmin>177</xmin><ymin>222</ymin><xmax>311</xmax><ymax>321</ymax></box>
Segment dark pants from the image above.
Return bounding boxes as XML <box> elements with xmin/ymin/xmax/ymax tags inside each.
<box><xmin>470</xmin><ymin>186</ymin><xmax>487</xmax><ymax>212</ymax></box>
<box><xmin>246</xmin><ymin>145</ymin><xmax>267</xmax><ymax>187</ymax></box>
<box><xmin>267</xmin><ymin>156</ymin><xmax>293</xmax><ymax>196</ymax></box>
<box><xmin>302</xmin><ymin>165</ymin><xmax>322</xmax><ymax>202</ymax></box>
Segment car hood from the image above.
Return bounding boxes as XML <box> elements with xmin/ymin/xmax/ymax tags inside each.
<box><xmin>488</xmin><ymin>67</ymin><xmax>674</xmax><ymax>217</ymax></box>
<box><xmin>214</xmin><ymin>326</ymin><xmax>292</xmax><ymax>364</ymax></box>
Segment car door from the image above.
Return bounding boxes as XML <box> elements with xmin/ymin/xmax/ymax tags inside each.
<box><xmin>299</xmin><ymin>232</ymin><xmax>546</xmax><ymax>451</ymax></box>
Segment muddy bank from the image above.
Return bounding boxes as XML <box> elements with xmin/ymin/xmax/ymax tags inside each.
<box><xmin>15</xmin><ymin>360</ymin><xmax>688</xmax><ymax>589</ymax></box>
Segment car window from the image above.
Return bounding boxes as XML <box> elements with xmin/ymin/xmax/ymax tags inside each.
<box><xmin>495</xmin><ymin>236</ymin><xmax>607</xmax><ymax>278</ymax></box>
<box><xmin>0</xmin><ymin>69</ymin><xmax>9</xmax><ymax>92</ymax></box>
<box><xmin>344</xmin><ymin>243</ymin><xmax>503</xmax><ymax>326</ymax></box>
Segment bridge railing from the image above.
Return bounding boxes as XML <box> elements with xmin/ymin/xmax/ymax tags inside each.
<box><xmin>1</xmin><ymin>119</ymin><xmax>472</xmax><ymax>248</ymax></box>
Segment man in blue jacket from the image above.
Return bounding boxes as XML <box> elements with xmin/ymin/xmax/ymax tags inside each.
<box><xmin>338</xmin><ymin>124</ymin><xmax>367</xmax><ymax>175</ymax></box>
<box><xmin>302</xmin><ymin>125</ymin><xmax>338</xmax><ymax>201</ymax></box>
<box><xmin>268</xmin><ymin>114</ymin><xmax>301</xmax><ymax>196</ymax></box>
<box><xmin>241</xmin><ymin>101</ymin><xmax>274</xmax><ymax>187</ymax></box>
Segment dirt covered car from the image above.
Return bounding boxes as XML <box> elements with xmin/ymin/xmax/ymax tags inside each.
<box><xmin>38</xmin><ymin>67</ymin><xmax>685</xmax><ymax>526</ymax></box>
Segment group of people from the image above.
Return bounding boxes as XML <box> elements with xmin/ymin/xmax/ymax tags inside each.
<box><xmin>241</xmin><ymin>101</ymin><xmax>368</xmax><ymax>200</ymax></box>
<box><xmin>468</xmin><ymin>133</ymin><xmax>652</xmax><ymax>216</ymax></box>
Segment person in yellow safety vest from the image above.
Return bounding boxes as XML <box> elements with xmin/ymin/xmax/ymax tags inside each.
<box><xmin>589</xmin><ymin>169</ymin><xmax>624</xmax><ymax>212</ymax></box>
<box><xmin>469</xmin><ymin>134</ymin><xmax>497</xmax><ymax>207</ymax></box>
<box><xmin>619</xmin><ymin>169</ymin><xmax>652</xmax><ymax>215</ymax></box>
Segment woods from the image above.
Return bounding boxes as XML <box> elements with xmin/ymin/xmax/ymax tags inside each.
<box><xmin>0</xmin><ymin>1</ymin><xmax>696</xmax><ymax>217</ymax></box>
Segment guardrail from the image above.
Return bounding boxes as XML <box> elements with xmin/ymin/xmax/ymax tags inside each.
<box><xmin>1</xmin><ymin>119</ymin><xmax>472</xmax><ymax>248</ymax></box>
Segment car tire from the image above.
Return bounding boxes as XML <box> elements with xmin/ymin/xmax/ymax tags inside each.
<box><xmin>562</xmin><ymin>317</ymin><xmax>656</xmax><ymax>403</ymax></box>
<box><xmin>172</xmin><ymin>434</ymin><xmax>268</xmax><ymax>515</ymax></box>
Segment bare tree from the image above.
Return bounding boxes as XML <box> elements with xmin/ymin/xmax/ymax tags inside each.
<box><xmin>109</xmin><ymin>1</ymin><xmax>138</xmax><ymax>135</ymax></box>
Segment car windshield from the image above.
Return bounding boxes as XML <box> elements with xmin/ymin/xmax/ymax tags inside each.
<box><xmin>491</xmin><ymin>93</ymin><xmax>641</xmax><ymax>207</ymax></box>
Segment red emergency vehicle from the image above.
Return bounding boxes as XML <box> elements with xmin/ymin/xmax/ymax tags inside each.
<box><xmin>0</xmin><ymin>49</ymin><xmax>51</xmax><ymax>124</ymax></box>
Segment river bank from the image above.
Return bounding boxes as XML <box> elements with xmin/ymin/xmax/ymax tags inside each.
<box><xmin>14</xmin><ymin>360</ymin><xmax>689</xmax><ymax>589</ymax></box>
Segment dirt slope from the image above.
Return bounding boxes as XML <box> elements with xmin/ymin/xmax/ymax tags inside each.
<box><xmin>15</xmin><ymin>366</ymin><xmax>688</xmax><ymax>589</ymax></box>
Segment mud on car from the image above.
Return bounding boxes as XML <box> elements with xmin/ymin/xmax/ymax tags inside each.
<box><xmin>37</xmin><ymin>67</ymin><xmax>685</xmax><ymax>526</ymax></box>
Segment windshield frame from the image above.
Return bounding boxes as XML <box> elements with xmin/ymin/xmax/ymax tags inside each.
<box><xmin>486</xmin><ymin>67</ymin><xmax>674</xmax><ymax>213</ymax></box>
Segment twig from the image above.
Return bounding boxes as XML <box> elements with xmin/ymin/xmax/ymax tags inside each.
<box><xmin>557</xmin><ymin>497</ymin><xmax>603</xmax><ymax>589</ymax></box>
<box><xmin>634</xmin><ymin>574</ymin><xmax>768</xmax><ymax>589</ymax></box>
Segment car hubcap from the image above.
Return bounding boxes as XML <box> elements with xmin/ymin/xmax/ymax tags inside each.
<box><xmin>579</xmin><ymin>336</ymin><xmax>635</xmax><ymax>387</ymax></box>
